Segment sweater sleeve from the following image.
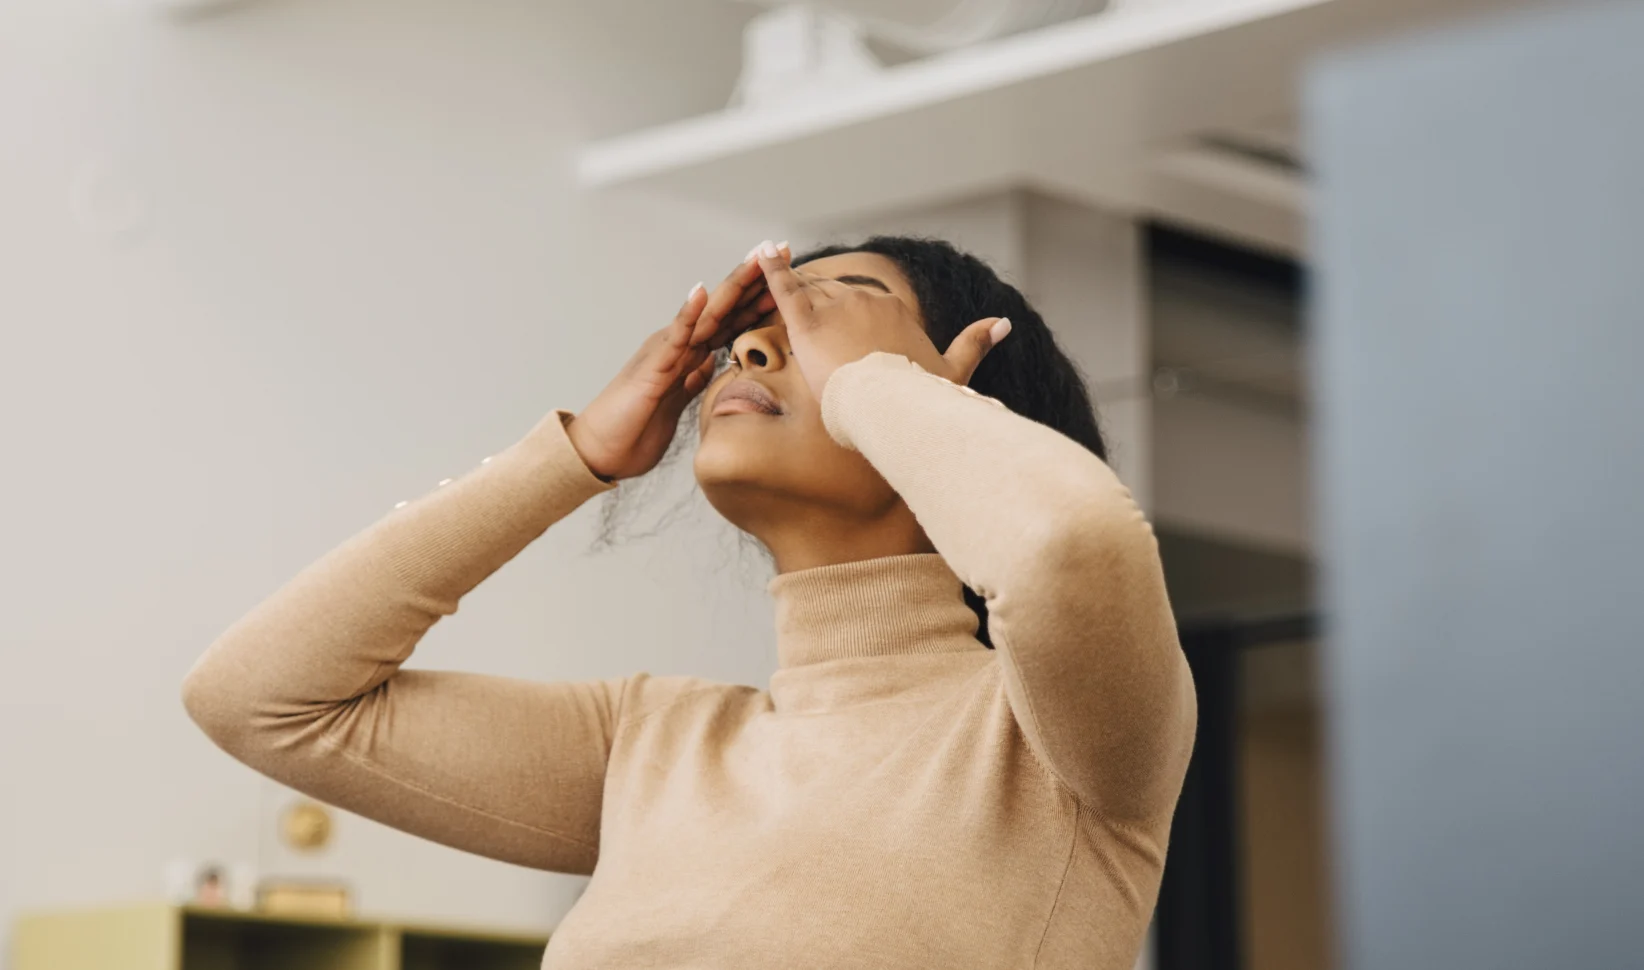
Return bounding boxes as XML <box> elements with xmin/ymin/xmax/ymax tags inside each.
<box><xmin>182</xmin><ymin>410</ymin><xmax>630</xmax><ymax>875</ymax></box>
<box><xmin>821</xmin><ymin>352</ymin><xmax>1197</xmax><ymax>823</ymax></box>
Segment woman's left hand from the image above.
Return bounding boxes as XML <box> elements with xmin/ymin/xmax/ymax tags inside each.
<box><xmin>753</xmin><ymin>240</ymin><xmax>1011</xmax><ymax>401</ymax></box>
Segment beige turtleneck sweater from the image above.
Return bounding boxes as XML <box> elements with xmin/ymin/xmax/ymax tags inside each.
<box><xmin>183</xmin><ymin>351</ymin><xmax>1196</xmax><ymax>970</ymax></box>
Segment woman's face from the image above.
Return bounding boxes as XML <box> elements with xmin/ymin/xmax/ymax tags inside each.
<box><xmin>693</xmin><ymin>251</ymin><xmax>920</xmax><ymax>530</ymax></box>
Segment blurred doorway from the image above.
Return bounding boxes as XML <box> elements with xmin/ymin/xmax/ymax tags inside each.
<box><xmin>1146</xmin><ymin>225</ymin><xmax>1328</xmax><ymax>970</ymax></box>
<box><xmin>1155</xmin><ymin>604</ymin><xmax>1331</xmax><ymax>970</ymax></box>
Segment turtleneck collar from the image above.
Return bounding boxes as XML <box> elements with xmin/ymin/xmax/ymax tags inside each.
<box><xmin>767</xmin><ymin>553</ymin><xmax>986</xmax><ymax>669</ymax></box>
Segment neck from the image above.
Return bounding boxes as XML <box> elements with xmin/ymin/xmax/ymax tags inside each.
<box><xmin>767</xmin><ymin>553</ymin><xmax>985</xmax><ymax>670</ymax></box>
<box><xmin>710</xmin><ymin>486</ymin><xmax>934</xmax><ymax>573</ymax></box>
<box><xmin>765</xmin><ymin>522</ymin><xmax>937</xmax><ymax>574</ymax></box>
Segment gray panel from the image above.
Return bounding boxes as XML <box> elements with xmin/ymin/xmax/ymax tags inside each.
<box><xmin>1308</xmin><ymin>4</ymin><xmax>1644</xmax><ymax>969</ymax></box>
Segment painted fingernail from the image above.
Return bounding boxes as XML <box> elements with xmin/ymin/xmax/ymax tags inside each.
<box><xmin>776</xmin><ymin>240</ymin><xmax>790</xmax><ymax>253</ymax></box>
<box><xmin>990</xmin><ymin>317</ymin><xmax>1013</xmax><ymax>344</ymax></box>
<box><xmin>689</xmin><ymin>282</ymin><xmax>706</xmax><ymax>300</ymax></box>
<box><xmin>759</xmin><ymin>240</ymin><xmax>780</xmax><ymax>259</ymax></box>
<box><xmin>745</xmin><ymin>247</ymin><xmax>758</xmax><ymax>263</ymax></box>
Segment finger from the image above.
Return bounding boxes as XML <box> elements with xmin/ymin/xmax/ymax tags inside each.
<box><xmin>703</xmin><ymin>290</ymin><xmax>778</xmax><ymax>352</ymax></box>
<box><xmin>679</xmin><ymin>351</ymin><xmax>718</xmax><ymax>399</ymax></box>
<box><xmin>732</xmin><ymin>276</ymin><xmax>768</xmax><ymax>311</ymax></box>
<box><xmin>731</xmin><ymin>241</ymin><xmax>784</xmax><ymax>307</ymax></box>
<box><xmin>693</xmin><ymin>278</ymin><xmax>752</xmax><ymax>343</ymax></box>
<box><xmin>687</xmin><ymin>256</ymin><xmax>759</xmax><ymax>346</ymax></box>
<box><xmin>722</xmin><ymin>291</ymin><xmax>777</xmax><ymax>335</ymax></box>
<box><xmin>642</xmin><ymin>282</ymin><xmax>711</xmax><ymax>385</ymax></box>
<box><xmin>794</xmin><ymin>273</ymin><xmax>850</xmax><ymax>308</ymax></box>
<box><xmin>667</xmin><ymin>281</ymin><xmax>709</xmax><ymax>345</ymax></box>
<box><xmin>755</xmin><ymin>240</ymin><xmax>815</xmax><ymax>328</ymax></box>
<box><xmin>656</xmin><ymin>349</ymin><xmax>715</xmax><ymax>429</ymax></box>
<box><xmin>689</xmin><ymin>243</ymin><xmax>786</xmax><ymax>346</ymax></box>
<box><xmin>710</xmin><ymin>309</ymin><xmax>777</xmax><ymax>355</ymax></box>
<box><xmin>943</xmin><ymin>316</ymin><xmax>1010</xmax><ymax>385</ymax></box>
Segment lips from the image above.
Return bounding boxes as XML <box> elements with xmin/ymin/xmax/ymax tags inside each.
<box><xmin>711</xmin><ymin>378</ymin><xmax>784</xmax><ymax>417</ymax></box>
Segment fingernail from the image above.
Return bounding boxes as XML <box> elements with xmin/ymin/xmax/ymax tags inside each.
<box><xmin>759</xmin><ymin>240</ymin><xmax>780</xmax><ymax>259</ymax></box>
<box><xmin>990</xmin><ymin>317</ymin><xmax>1012</xmax><ymax>344</ymax></box>
<box><xmin>745</xmin><ymin>247</ymin><xmax>758</xmax><ymax>263</ymax></box>
<box><xmin>689</xmin><ymin>282</ymin><xmax>706</xmax><ymax>300</ymax></box>
<box><xmin>776</xmin><ymin>240</ymin><xmax>790</xmax><ymax>253</ymax></box>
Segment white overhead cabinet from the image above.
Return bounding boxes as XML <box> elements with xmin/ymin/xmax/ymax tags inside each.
<box><xmin>579</xmin><ymin>0</ymin><xmax>1533</xmax><ymax>254</ymax></box>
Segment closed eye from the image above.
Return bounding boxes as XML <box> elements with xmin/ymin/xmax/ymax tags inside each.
<box><xmin>831</xmin><ymin>274</ymin><xmax>892</xmax><ymax>293</ymax></box>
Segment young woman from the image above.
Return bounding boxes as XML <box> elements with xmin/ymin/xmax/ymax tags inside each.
<box><xmin>184</xmin><ymin>237</ymin><xmax>1196</xmax><ymax>969</ymax></box>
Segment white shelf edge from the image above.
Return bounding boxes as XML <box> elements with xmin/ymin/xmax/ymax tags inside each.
<box><xmin>576</xmin><ymin>0</ymin><xmax>1335</xmax><ymax>189</ymax></box>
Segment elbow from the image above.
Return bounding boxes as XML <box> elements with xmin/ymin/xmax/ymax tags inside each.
<box><xmin>180</xmin><ymin>647</ymin><xmax>253</xmax><ymax>754</ymax></box>
<box><xmin>1006</xmin><ymin>446</ymin><xmax>1159</xmax><ymax>565</ymax></box>
<box><xmin>179</xmin><ymin>661</ymin><xmax>215</xmax><ymax>730</ymax></box>
<box><xmin>1019</xmin><ymin>489</ymin><xmax>1161</xmax><ymax>584</ymax></box>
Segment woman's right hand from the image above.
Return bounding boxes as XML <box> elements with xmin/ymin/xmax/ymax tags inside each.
<box><xmin>565</xmin><ymin>247</ymin><xmax>782</xmax><ymax>481</ymax></box>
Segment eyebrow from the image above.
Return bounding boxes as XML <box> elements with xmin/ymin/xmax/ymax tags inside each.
<box><xmin>831</xmin><ymin>274</ymin><xmax>892</xmax><ymax>293</ymax></box>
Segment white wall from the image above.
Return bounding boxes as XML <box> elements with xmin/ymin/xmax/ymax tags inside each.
<box><xmin>0</xmin><ymin>0</ymin><xmax>787</xmax><ymax>955</ymax></box>
<box><xmin>1020</xmin><ymin>194</ymin><xmax>1150</xmax><ymax>506</ymax></box>
<box><xmin>0</xmin><ymin>3</ymin><xmax>1272</xmax><ymax>960</ymax></box>
<box><xmin>1153</xmin><ymin>393</ymin><xmax>1311</xmax><ymax>554</ymax></box>
<box><xmin>1149</xmin><ymin>264</ymin><xmax>1311</xmax><ymax>554</ymax></box>
<box><xmin>821</xmin><ymin>191</ymin><xmax>1030</xmax><ymax>276</ymax></box>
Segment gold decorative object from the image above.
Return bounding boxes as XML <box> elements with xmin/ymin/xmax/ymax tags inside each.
<box><xmin>256</xmin><ymin>880</ymin><xmax>353</xmax><ymax>919</ymax></box>
<box><xmin>280</xmin><ymin>800</ymin><xmax>334</xmax><ymax>852</ymax></box>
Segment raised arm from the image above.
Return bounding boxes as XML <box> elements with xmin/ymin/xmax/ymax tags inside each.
<box><xmin>823</xmin><ymin>353</ymin><xmax>1195</xmax><ymax>821</ymax></box>
<box><xmin>753</xmin><ymin>242</ymin><xmax>1195</xmax><ymax>823</ymax></box>
<box><xmin>184</xmin><ymin>252</ymin><xmax>779</xmax><ymax>871</ymax></box>
<box><xmin>183</xmin><ymin>410</ymin><xmax>625</xmax><ymax>873</ymax></box>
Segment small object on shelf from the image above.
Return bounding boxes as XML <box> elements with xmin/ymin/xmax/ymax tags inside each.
<box><xmin>730</xmin><ymin>5</ymin><xmax>881</xmax><ymax>109</ymax></box>
<box><xmin>163</xmin><ymin>858</ymin><xmax>258</xmax><ymax>910</ymax></box>
<box><xmin>193</xmin><ymin>865</ymin><xmax>227</xmax><ymax>907</ymax></box>
<box><xmin>753</xmin><ymin>0</ymin><xmax>1114</xmax><ymax>54</ymax></box>
<box><xmin>255</xmin><ymin>879</ymin><xmax>353</xmax><ymax>919</ymax></box>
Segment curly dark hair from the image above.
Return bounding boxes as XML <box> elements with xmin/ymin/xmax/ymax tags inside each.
<box><xmin>795</xmin><ymin>237</ymin><xmax>1107</xmax><ymax>461</ymax></box>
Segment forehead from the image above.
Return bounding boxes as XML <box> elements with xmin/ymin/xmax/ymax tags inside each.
<box><xmin>798</xmin><ymin>251</ymin><xmax>917</xmax><ymax>305</ymax></box>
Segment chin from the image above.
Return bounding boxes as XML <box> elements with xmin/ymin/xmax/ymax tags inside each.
<box><xmin>694</xmin><ymin>446</ymin><xmax>786</xmax><ymax>535</ymax></box>
<box><xmin>693</xmin><ymin>427</ymin><xmax>781</xmax><ymax>492</ymax></box>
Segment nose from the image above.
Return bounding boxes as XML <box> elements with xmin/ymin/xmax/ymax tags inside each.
<box><xmin>730</xmin><ymin>323</ymin><xmax>788</xmax><ymax>373</ymax></box>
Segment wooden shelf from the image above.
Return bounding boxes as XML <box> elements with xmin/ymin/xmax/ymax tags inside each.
<box><xmin>575</xmin><ymin>0</ymin><xmax>1527</xmax><ymax>251</ymax></box>
<box><xmin>11</xmin><ymin>903</ymin><xmax>550</xmax><ymax>970</ymax></box>
<box><xmin>400</xmin><ymin>931</ymin><xmax>543</xmax><ymax>970</ymax></box>
<box><xmin>182</xmin><ymin>913</ymin><xmax>381</xmax><ymax>970</ymax></box>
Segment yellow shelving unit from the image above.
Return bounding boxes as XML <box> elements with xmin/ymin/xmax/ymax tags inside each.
<box><xmin>11</xmin><ymin>903</ymin><xmax>549</xmax><ymax>970</ymax></box>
